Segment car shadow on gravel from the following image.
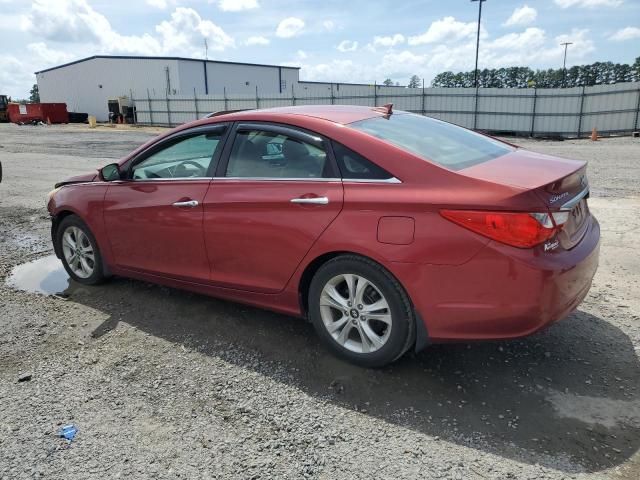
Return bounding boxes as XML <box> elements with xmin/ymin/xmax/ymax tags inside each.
<box><xmin>75</xmin><ymin>277</ymin><xmax>640</xmax><ymax>473</ymax></box>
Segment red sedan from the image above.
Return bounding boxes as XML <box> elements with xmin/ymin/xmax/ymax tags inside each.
<box><xmin>47</xmin><ymin>105</ymin><xmax>600</xmax><ymax>367</ymax></box>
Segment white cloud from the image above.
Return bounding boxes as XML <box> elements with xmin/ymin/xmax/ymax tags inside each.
<box><xmin>554</xmin><ymin>0</ymin><xmax>622</xmax><ymax>8</ymax></box>
<box><xmin>146</xmin><ymin>0</ymin><xmax>177</xmax><ymax>8</ymax></box>
<box><xmin>245</xmin><ymin>35</ymin><xmax>269</xmax><ymax>46</ymax></box>
<box><xmin>322</xmin><ymin>20</ymin><xmax>335</xmax><ymax>31</ymax></box>
<box><xmin>156</xmin><ymin>8</ymin><xmax>234</xmax><ymax>53</ymax></box>
<box><xmin>337</xmin><ymin>40</ymin><xmax>358</xmax><ymax>52</ymax></box>
<box><xmin>408</xmin><ymin>16</ymin><xmax>481</xmax><ymax>45</ymax></box>
<box><xmin>27</xmin><ymin>42</ymin><xmax>76</xmax><ymax>64</ymax></box>
<box><xmin>504</xmin><ymin>5</ymin><xmax>537</xmax><ymax>27</ymax></box>
<box><xmin>21</xmin><ymin>0</ymin><xmax>112</xmax><ymax>44</ymax></box>
<box><xmin>20</xmin><ymin>1</ymin><xmax>234</xmax><ymax>57</ymax></box>
<box><xmin>217</xmin><ymin>0</ymin><xmax>259</xmax><ymax>12</ymax></box>
<box><xmin>609</xmin><ymin>26</ymin><xmax>640</xmax><ymax>41</ymax></box>
<box><xmin>296</xmin><ymin>50</ymin><xmax>308</xmax><ymax>60</ymax></box>
<box><xmin>372</xmin><ymin>33</ymin><xmax>405</xmax><ymax>48</ymax></box>
<box><xmin>276</xmin><ymin>17</ymin><xmax>305</xmax><ymax>38</ymax></box>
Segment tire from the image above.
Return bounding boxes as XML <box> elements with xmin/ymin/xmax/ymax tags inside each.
<box><xmin>56</xmin><ymin>215</ymin><xmax>106</xmax><ymax>285</ymax></box>
<box><xmin>308</xmin><ymin>255</ymin><xmax>414</xmax><ymax>368</ymax></box>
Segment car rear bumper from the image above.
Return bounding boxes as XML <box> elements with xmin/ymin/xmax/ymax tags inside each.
<box><xmin>392</xmin><ymin>215</ymin><xmax>600</xmax><ymax>342</ymax></box>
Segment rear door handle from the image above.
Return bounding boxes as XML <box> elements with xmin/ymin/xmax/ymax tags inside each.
<box><xmin>290</xmin><ymin>197</ymin><xmax>329</xmax><ymax>205</ymax></box>
<box><xmin>172</xmin><ymin>200</ymin><xmax>199</xmax><ymax>208</ymax></box>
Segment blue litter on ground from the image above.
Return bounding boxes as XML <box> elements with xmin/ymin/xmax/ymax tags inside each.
<box><xmin>58</xmin><ymin>424</ymin><xmax>78</xmax><ymax>441</ymax></box>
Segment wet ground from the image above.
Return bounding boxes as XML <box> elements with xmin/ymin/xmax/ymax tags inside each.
<box><xmin>1</xmin><ymin>123</ymin><xmax>639</xmax><ymax>479</ymax></box>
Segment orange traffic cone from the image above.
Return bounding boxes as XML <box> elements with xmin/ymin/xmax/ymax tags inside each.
<box><xmin>591</xmin><ymin>128</ymin><xmax>598</xmax><ymax>141</ymax></box>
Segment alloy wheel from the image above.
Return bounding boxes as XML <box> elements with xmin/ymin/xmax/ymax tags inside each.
<box><xmin>319</xmin><ymin>274</ymin><xmax>392</xmax><ymax>354</ymax></box>
<box><xmin>61</xmin><ymin>226</ymin><xmax>95</xmax><ymax>279</ymax></box>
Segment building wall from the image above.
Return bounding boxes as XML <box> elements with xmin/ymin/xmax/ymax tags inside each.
<box><xmin>204</xmin><ymin>63</ymin><xmax>297</xmax><ymax>95</ymax></box>
<box><xmin>37</xmin><ymin>57</ymin><xmax>301</xmax><ymax>121</ymax></box>
<box><xmin>37</xmin><ymin>57</ymin><xmax>181</xmax><ymax>121</ymax></box>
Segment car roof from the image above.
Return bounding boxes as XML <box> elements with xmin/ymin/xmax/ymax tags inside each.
<box><xmin>217</xmin><ymin>105</ymin><xmax>393</xmax><ymax>125</ymax></box>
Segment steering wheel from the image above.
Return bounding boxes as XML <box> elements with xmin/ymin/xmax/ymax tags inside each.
<box><xmin>175</xmin><ymin>160</ymin><xmax>206</xmax><ymax>178</ymax></box>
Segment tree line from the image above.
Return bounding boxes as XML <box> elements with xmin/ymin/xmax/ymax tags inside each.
<box><xmin>429</xmin><ymin>57</ymin><xmax>640</xmax><ymax>88</ymax></box>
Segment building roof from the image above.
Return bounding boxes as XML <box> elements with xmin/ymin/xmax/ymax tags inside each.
<box><xmin>35</xmin><ymin>55</ymin><xmax>301</xmax><ymax>75</ymax></box>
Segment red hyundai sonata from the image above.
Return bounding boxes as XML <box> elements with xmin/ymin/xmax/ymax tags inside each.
<box><xmin>47</xmin><ymin>105</ymin><xmax>599</xmax><ymax>367</ymax></box>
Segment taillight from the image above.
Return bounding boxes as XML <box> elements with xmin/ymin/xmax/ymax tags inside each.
<box><xmin>440</xmin><ymin>210</ymin><xmax>564</xmax><ymax>248</ymax></box>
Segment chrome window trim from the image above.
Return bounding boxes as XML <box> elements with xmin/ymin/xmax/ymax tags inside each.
<box><xmin>342</xmin><ymin>177</ymin><xmax>402</xmax><ymax>184</ymax></box>
<box><xmin>560</xmin><ymin>186</ymin><xmax>589</xmax><ymax>211</ymax></box>
<box><xmin>217</xmin><ymin>177</ymin><xmax>342</xmax><ymax>182</ymax></box>
<box><xmin>215</xmin><ymin>176</ymin><xmax>402</xmax><ymax>183</ymax></box>
<box><xmin>113</xmin><ymin>177</ymin><xmax>212</xmax><ymax>183</ymax></box>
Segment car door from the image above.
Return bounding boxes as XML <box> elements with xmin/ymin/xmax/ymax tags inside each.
<box><xmin>203</xmin><ymin>122</ymin><xmax>344</xmax><ymax>293</ymax></box>
<box><xmin>103</xmin><ymin>124</ymin><xmax>228</xmax><ymax>282</ymax></box>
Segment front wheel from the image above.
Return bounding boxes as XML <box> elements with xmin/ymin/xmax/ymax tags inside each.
<box><xmin>308</xmin><ymin>255</ymin><xmax>414</xmax><ymax>367</ymax></box>
<box><xmin>56</xmin><ymin>215</ymin><xmax>106</xmax><ymax>285</ymax></box>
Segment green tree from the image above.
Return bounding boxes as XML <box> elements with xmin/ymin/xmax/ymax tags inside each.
<box><xmin>407</xmin><ymin>75</ymin><xmax>421</xmax><ymax>88</ymax></box>
<box><xmin>382</xmin><ymin>78</ymin><xmax>394</xmax><ymax>86</ymax></box>
<box><xmin>29</xmin><ymin>84</ymin><xmax>40</xmax><ymax>103</ymax></box>
<box><xmin>431</xmin><ymin>59</ymin><xmax>639</xmax><ymax>88</ymax></box>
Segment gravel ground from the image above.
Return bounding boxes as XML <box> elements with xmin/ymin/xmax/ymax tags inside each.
<box><xmin>0</xmin><ymin>123</ymin><xmax>639</xmax><ymax>479</ymax></box>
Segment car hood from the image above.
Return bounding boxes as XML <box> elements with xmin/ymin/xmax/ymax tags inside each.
<box><xmin>460</xmin><ymin>149</ymin><xmax>586</xmax><ymax>190</ymax></box>
<box><xmin>55</xmin><ymin>170</ymin><xmax>99</xmax><ymax>188</ymax></box>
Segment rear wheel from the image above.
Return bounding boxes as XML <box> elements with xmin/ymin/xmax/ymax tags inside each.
<box><xmin>308</xmin><ymin>255</ymin><xmax>414</xmax><ymax>367</ymax></box>
<box><xmin>56</xmin><ymin>215</ymin><xmax>105</xmax><ymax>285</ymax></box>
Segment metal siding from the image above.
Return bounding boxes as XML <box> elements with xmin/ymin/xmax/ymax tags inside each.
<box><xmin>38</xmin><ymin>57</ymin><xmax>180</xmax><ymax>121</ymax></box>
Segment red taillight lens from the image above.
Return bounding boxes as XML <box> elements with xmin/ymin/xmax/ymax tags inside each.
<box><xmin>440</xmin><ymin>210</ymin><xmax>558</xmax><ymax>248</ymax></box>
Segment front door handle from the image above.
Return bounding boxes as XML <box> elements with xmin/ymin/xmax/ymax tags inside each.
<box><xmin>172</xmin><ymin>200</ymin><xmax>199</xmax><ymax>208</ymax></box>
<box><xmin>290</xmin><ymin>196</ymin><xmax>329</xmax><ymax>205</ymax></box>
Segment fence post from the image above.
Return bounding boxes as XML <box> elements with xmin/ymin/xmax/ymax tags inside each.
<box><xmin>330</xmin><ymin>84</ymin><xmax>335</xmax><ymax>105</ymax></box>
<box><xmin>194</xmin><ymin>88</ymin><xmax>199</xmax><ymax>120</ymax></box>
<box><xmin>530</xmin><ymin>87</ymin><xmax>538</xmax><ymax>137</ymax></box>
<box><xmin>576</xmin><ymin>85</ymin><xmax>586</xmax><ymax>138</ymax></box>
<box><xmin>256</xmin><ymin>85</ymin><xmax>260</xmax><ymax>109</ymax></box>
<box><xmin>473</xmin><ymin>85</ymin><xmax>480</xmax><ymax>130</ymax></box>
<box><xmin>634</xmin><ymin>86</ymin><xmax>640</xmax><ymax>131</ymax></box>
<box><xmin>166</xmin><ymin>93</ymin><xmax>172</xmax><ymax>128</ymax></box>
<box><xmin>421</xmin><ymin>79</ymin><xmax>426</xmax><ymax>116</ymax></box>
<box><xmin>147</xmin><ymin>89</ymin><xmax>154</xmax><ymax>126</ymax></box>
<box><xmin>223</xmin><ymin>87</ymin><xmax>228</xmax><ymax>111</ymax></box>
<box><xmin>373</xmin><ymin>82</ymin><xmax>377</xmax><ymax>107</ymax></box>
<box><xmin>292</xmin><ymin>84</ymin><xmax>296</xmax><ymax>106</ymax></box>
<box><xmin>130</xmin><ymin>89</ymin><xmax>137</xmax><ymax>124</ymax></box>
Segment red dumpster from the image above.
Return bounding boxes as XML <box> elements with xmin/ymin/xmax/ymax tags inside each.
<box><xmin>8</xmin><ymin>103</ymin><xmax>69</xmax><ymax>124</ymax></box>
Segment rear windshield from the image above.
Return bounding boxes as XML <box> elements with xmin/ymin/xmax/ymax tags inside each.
<box><xmin>350</xmin><ymin>113</ymin><xmax>513</xmax><ymax>171</ymax></box>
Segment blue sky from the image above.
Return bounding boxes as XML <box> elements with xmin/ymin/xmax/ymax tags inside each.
<box><xmin>1</xmin><ymin>0</ymin><xmax>638</xmax><ymax>98</ymax></box>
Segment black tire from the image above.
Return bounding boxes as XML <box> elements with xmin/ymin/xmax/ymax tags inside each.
<box><xmin>308</xmin><ymin>255</ymin><xmax>415</xmax><ymax>368</ymax></box>
<box><xmin>56</xmin><ymin>215</ymin><xmax>106</xmax><ymax>285</ymax></box>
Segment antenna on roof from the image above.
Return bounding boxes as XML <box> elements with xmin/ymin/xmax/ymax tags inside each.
<box><xmin>204</xmin><ymin>38</ymin><xmax>208</xmax><ymax>60</ymax></box>
<box><xmin>372</xmin><ymin>103</ymin><xmax>393</xmax><ymax>116</ymax></box>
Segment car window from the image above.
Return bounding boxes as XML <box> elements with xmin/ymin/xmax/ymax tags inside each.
<box><xmin>332</xmin><ymin>142</ymin><xmax>393</xmax><ymax>180</ymax></box>
<box><xmin>226</xmin><ymin>129</ymin><xmax>328</xmax><ymax>179</ymax></box>
<box><xmin>350</xmin><ymin>113</ymin><xmax>513</xmax><ymax>171</ymax></box>
<box><xmin>132</xmin><ymin>132</ymin><xmax>222</xmax><ymax>180</ymax></box>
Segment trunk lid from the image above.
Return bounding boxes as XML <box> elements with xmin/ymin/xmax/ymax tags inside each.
<box><xmin>461</xmin><ymin>149</ymin><xmax>590</xmax><ymax>249</ymax></box>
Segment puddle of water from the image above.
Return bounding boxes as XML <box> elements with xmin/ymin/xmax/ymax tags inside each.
<box><xmin>6</xmin><ymin>255</ymin><xmax>79</xmax><ymax>296</ymax></box>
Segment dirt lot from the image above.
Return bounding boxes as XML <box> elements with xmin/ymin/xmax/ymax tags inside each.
<box><xmin>1</xmin><ymin>123</ymin><xmax>639</xmax><ymax>479</ymax></box>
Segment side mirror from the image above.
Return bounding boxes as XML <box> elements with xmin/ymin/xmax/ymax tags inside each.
<box><xmin>101</xmin><ymin>163</ymin><xmax>121</xmax><ymax>181</ymax></box>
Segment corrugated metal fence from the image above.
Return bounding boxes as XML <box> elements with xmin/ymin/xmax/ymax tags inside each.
<box><xmin>133</xmin><ymin>82</ymin><xmax>640</xmax><ymax>138</ymax></box>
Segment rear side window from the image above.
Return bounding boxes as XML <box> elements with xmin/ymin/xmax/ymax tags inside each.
<box><xmin>226</xmin><ymin>129</ymin><xmax>328</xmax><ymax>178</ymax></box>
<box><xmin>350</xmin><ymin>113</ymin><xmax>513</xmax><ymax>171</ymax></box>
<box><xmin>332</xmin><ymin>142</ymin><xmax>392</xmax><ymax>180</ymax></box>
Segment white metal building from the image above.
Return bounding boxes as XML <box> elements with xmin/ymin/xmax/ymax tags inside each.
<box><xmin>35</xmin><ymin>55</ymin><xmax>301</xmax><ymax>121</ymax></box>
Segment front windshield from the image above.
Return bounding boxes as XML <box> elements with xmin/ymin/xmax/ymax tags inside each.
<box><xmin>350</xmin><ymin>113</ymin><xmax>513</xmax><ymax>171</ymax></box>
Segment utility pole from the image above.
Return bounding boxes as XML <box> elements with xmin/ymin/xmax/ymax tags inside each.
<box><xmin>471</xmin><ymin>0</ymin><xmax>486</xmax><ymax>88</ymax></box>
<box><xmin>204</xmin><ymin>38</ymin><xmax>209</xmax><ymax>60</ymax></box>
<box><xmin>561</xmin><ymin>41</ymin><xmax>573</xmax><ymax>87</ymax></box>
